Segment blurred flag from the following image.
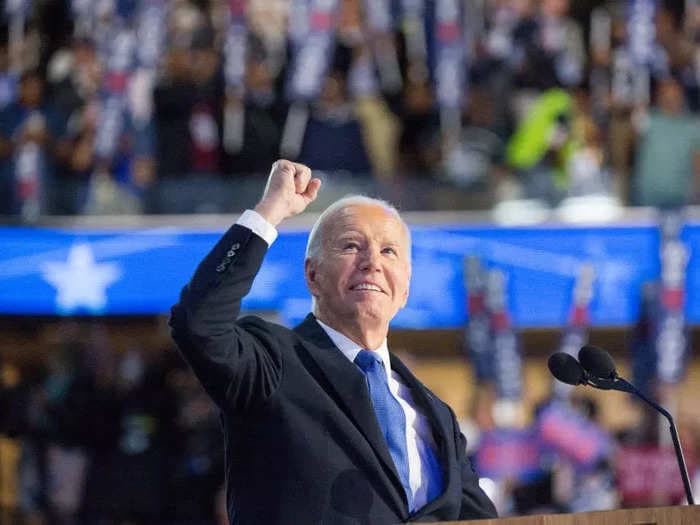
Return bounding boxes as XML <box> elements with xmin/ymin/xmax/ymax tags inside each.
<box><xmin>135</xmin><ymin>0</ymin><xmax>167</xmax><ymax>72</ymax></box>
<box><xmin>629</xmin><ymin>281</ymin><xmax>658</xmax><ymax>398</ymax></box>
<box><xmin>363</xmin><ymin>0</ymin><xmax>402</xmax><ymax>93</ymax></box>
<box><xmin>434</xmin><ymin>0</ymin><xmax>466</xmax><ymax>147</ymax></box>
<box><xmin>485</xmin><ymin>268</ymin><xmax>522</xmax><ymax>409</ymax></box>
<box><xmin>654</xmin><ymin>211</ymin><xmax>689</xmax><ymax>385</ymax></box>
<box><xmin>281</xmin><ymin>0</ymin><xmax>340</xmax><ymax>158</ymax></box>
<box><xmin>552</xmin><ymin>264</ymin><xmax>595</xmax><ymax>399</ymax></box>
<box><xmin>285</xmin><ymin>0</ymin><xmax>340</xmax><ymax>103</ymax></box>
<box><xmin>223</xmin><ymin>0</ymin><xmax>249</xmax><ymax>153</ymax></box>
<box><xmin>463</xmin><ymin>256</ymin><xmax>493</xmax><ymax>383</ymax></box>
<box><xmin>626</xmin><ymin>0</ymin><xmax>657</xmax><ymax>66</ymax></box>
<box><xmin>5</xmin><ymin>0</ymin><xmax>31</xmax><ymax>16</ymax></box>
<box><xmin>13</xmin><ymin>138</ymin><xmax>45</xmax><ymax>222</ymax></box>
<box><xmin>401</xmin><ymin>0</ymin><xmax>427</xmax><ymax>81</ymax></box>
<box><xmin>94</xmin><ymin>19</ymin><xmax>135</xmax><ymax>162</ymax></box>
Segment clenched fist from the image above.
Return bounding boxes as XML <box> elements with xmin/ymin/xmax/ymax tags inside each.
<box><xmin>254</xmin><ymin>160</ymin><xmax>322</xmax><ymax>226</ymax></box>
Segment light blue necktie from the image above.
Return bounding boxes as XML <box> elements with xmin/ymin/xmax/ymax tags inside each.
<box><xmin>354</xmin><ymin>349</ymin><xmax>413</xmax><ymax>509</ymax></box>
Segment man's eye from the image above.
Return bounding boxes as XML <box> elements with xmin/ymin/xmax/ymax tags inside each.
<box><xmin>382</xmin><ymin>247</ymin><xmax>397</xmax><ymax>255</ymax></box>
<box><xmin>343</xmin><ymin>242</ymin><xmax>359</xmax><ymax>250</ymax></box>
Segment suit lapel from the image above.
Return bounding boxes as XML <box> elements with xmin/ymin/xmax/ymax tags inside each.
<box><xmin>389</xmin><ymin>354</ymin><xmax>455</xmax><ymax>515</ymax></box>
<box><xmin>293</xmin><ymin>315</ymin><xmax>408</xmax><ymax>515</ymax></box>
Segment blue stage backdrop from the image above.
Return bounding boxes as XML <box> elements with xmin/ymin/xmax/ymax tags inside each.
<box><xmin>2</xmin><ymin>220</ymin><xmax>700</xmax><ymax>328</ymax></box>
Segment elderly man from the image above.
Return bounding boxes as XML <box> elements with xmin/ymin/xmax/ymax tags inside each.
<box><xmin>170</xmin><ymin>160</ymin><xmax>496</xmax><ymax>524</ymax></box>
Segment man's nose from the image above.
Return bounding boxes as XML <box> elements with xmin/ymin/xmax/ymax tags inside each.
<box><xmin>358</xmin><ymin>247</ymin><xmax>381</xmax><ymax>271</ymax></box>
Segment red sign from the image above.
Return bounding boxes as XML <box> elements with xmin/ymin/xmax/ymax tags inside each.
<box><xmin>616</xmin><ymin>445</ymin><xmax>696</xmax><ymax>505</ymax></box>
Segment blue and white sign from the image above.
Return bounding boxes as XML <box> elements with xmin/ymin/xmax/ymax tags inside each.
<box><xmin>2</xmin><ymin>220</ymin><xmax>700</xmax><ymax>328</ymax></box>
<box><xmin>626</xmin><ymin>0</ymin><xmax>657</xmax><ymax>66</ymax></box>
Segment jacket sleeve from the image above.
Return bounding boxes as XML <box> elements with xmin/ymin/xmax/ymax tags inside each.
<box><xmin>452</xmin><ymin>411</ymin><xmax>498</xmax><ymax>520</ymax></box>
<box><xmin>169</xmin><ymin>224</ymin><xmax>283</xmax><ymax>412</ymax></box>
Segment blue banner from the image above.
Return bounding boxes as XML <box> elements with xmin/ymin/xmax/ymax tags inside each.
<box><xmin>4</xmin><ymin>220</ymin><xmax>700</xmax><ymax>328</ymax></box>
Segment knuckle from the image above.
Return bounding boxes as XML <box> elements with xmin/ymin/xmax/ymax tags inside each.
<box><xmin>273</xmin><ymin>159</ymin><xmax>291</xmax><ymax>173</ymax></box>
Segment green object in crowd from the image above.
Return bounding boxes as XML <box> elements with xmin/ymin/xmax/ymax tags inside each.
<box><xmin>506</xmin><ymin>89</ymin><xmax>575</xmax><ymax>188</ymax></box>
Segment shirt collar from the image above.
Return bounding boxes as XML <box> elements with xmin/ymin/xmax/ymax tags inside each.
<box><xmin>315</xmin><ymin>318</ymin><xmax>392</xmax><ymax>380</ymax></box>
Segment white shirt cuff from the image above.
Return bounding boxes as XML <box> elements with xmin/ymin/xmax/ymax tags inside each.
<box><xmin>237</xmin><ymin>209</ymin><xmax>278</xmax><ymax>246</ymax></box>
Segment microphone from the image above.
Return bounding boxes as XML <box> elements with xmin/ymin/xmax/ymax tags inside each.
<box><xmin>578</xmin><ymin>345</ymin><xmax>616</xmax><ymax>379</ymax></box>
<box><xmin>547</xmin><ymin>352</ymin><xmax>588</xmax><ymax>386</ymax></box>
<box><xmin>577</xmin><ymin>345</ymin><xmax>644</xmax><ymax>393</ymax></box>
<box><xmin>549</xmin><ymin>345</ymin><xmax>695</xmax><ymax>505</ymax></box>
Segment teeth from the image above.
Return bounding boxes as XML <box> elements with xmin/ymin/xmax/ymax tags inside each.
<box><xmin>354</xmin><ymin>283</ymin><xmax>382</xmax><ymax>292</ymax></box>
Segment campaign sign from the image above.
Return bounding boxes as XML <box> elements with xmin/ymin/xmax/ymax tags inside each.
<box><xmin>616</xmin><ymin>445</ymin><xmax>696</xmax><ymax>505</ymax></box>
<box><xmin>537</xmin><ymin>402</ymin><xmax>611</xmax><ymax>469</ymax></box>
<box><xmin>475</xmin><ymin>427</ymin><xmax>542</xmax><ymax>483</ymax></box>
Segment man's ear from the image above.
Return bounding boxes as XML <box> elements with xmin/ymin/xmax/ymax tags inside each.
<box><xmin>305</xmin><ymin>258</ymin><xmax>319</xmax><ymax>296</ymax></box>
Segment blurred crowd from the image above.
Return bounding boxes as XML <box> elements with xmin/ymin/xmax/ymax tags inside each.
<box><xmin>0</xmin><ymin>337</ymin><xmax>227</xmax><ymax>525</ymax></box>
<box><xmin>1</xmin><ymin>0</ymin><xmax>700</xmax><ymax>220</ymax></box>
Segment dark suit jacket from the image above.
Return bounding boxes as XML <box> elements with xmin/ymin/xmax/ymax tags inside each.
<box><xmin>170</xmin><ymin>223</ymin><xmax>497</xmax><ymax>524</ymax></box>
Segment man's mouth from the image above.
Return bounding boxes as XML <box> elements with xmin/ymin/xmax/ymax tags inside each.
<box><xmin>351</xmin><ymin>283</ymin><xmax>384</xmax><ymax>293</ymax></box>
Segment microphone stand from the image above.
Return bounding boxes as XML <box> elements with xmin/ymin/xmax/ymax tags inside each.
<box><xmin>587</xmin><ymin>375</ymin><xmax>695</xmax><ymax>505</ymax></box>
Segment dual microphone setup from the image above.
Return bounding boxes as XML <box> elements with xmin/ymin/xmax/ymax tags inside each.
<box><xmin>547</xmin><ymin>345</ymin><xmax>695</xmax><ymax>505</ymax></box>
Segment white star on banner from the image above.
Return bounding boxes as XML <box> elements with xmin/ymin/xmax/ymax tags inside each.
<box><xmin>40</xmin><ymin>243</ymin><xmax>122</xmax><ymax>313</ymax></box>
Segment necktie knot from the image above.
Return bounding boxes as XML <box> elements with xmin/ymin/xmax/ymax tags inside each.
<box><xmin>354</xmin><ymin>349</ymin><xmax>382</xmax><ymax>373</ymax></box>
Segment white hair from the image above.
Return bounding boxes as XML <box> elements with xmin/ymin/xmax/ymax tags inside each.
<box><xmin>304</xmin><ymin>195</ymin><xmax>411</xmax><ymax>261</ymax></box>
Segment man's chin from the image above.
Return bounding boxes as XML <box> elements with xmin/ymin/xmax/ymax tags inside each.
<box><xmin>352</xmin><ymin>308</ymin><xmax>391</xmax><ymax>327</ymax></box>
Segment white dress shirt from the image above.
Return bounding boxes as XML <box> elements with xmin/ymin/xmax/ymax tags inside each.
<box><xmin>236</xmin><ymin>210</ymin><xmax>443</xmax><ymax>510</ymax></box>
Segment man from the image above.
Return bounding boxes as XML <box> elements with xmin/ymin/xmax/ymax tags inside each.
<box><xmin>170</xmin><ymin>160</ymin><xmax>497</xmax><ymax>523</ymax></box>
<box><xmin>634</xmin><ymin>76</ymin><xmax>700</xmax><ymax>209</ymax></box>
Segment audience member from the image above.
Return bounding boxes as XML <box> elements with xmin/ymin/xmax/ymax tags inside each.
<box><xmin>633</xmin><ymin>76</ymin><xmax>700</xmax><ymax>208</ymax></box>
<box><xmin>297</xmin><ymin>46</ymin><xmax>372</xmax><ymax>174</ymax></box>
<box><xmin>0</xmin><ymin>69</ymin><xmax>64</xmax><ymax>218</ymax></box>
<box><xmin>222</xmin><ymin>37</ymin><xmax>288</xmax><ymax>176</ymax></box>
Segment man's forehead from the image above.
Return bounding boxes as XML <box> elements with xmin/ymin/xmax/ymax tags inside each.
<box><xmin>328</xmin><ymin>204</ymin><xmax>406</xmax><ymax>233</ymax></box>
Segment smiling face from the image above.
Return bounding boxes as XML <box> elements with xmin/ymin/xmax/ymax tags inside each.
<box><xmin>305</xmin><ymin>203</ymin><xmax>411</xmax><ymax>343</ymax></box>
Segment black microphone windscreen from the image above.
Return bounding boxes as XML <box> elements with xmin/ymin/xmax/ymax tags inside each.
<box><xmin>547</xmin><ymin>352</ymin><xmax>586</xmax><ymax>386</ymax></box>
<box><xmin>578</xmin><ymin>345</ymin><xmax>616</xmax><ymax>379</ymax></box>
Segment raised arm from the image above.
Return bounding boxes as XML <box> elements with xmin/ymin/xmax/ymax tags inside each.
<box><xmin>169</xmin><ymin>160</ymin><xmax>321</xmax><ymax>410</ymax></box>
